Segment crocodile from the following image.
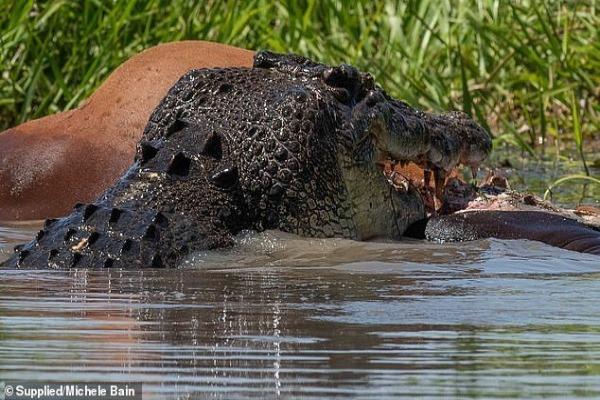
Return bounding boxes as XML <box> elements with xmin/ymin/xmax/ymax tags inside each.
<box><xmin>2</xmin><ymin>51</ymin><xmax>491</xmax><ymax>269</ymax></box>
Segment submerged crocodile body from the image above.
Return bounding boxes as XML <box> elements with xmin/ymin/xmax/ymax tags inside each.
<box><xmin>3</xmin><ymin>51</ymin><xmax>491</xmax><ymax>269</ymax></box>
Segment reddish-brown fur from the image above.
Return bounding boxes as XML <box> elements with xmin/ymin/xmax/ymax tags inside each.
<box><xmin>0</xmin><ymin>41</ymin><xmax>254</xmax><ymax>221</ymax></box>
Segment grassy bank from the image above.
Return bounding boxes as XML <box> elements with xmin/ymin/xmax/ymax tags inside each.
<box><xmin>1</xmin><ymin>0</ymin><xmax>599</xmax><ymax>171</ymax></box>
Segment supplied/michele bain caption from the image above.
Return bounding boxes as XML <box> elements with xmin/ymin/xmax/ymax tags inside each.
<box><xmin>1</xmin><ymin>382</ymin><xmax>142</xmax><ymax>400</ymax></box>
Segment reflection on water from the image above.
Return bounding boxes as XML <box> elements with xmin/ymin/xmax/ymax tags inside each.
<box><xmin>1</xmin><ymin>227</ymin><xmax>600</xmax><ymax>398</ymax></box>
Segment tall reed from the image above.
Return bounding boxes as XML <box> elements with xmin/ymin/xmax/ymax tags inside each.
<box><xmin>1</xmin><ymin>0</ymin><xmax>598</xmax><ymax>171</ymax></box>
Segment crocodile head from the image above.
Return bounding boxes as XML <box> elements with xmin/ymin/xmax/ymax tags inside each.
<box><xmin>246</xmin><ymin>52</ymin><xmax>492</xmax><ymax>240</ymax></box>
<box><xmin>315</xmin><ymin>66</ymin><xmax>431</xmax><ymax>239</ymax></box>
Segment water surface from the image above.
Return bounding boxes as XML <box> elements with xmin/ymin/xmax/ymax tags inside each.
<box><xmin>1</xmin><ymin>226</ymin><xmax>600</xmax><ymax>399</ymax></box>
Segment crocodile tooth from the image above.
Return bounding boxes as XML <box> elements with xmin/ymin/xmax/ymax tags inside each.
<box><xmin>13</xmin><ymin>244</ymin><xmax>24</xmax><ymax>253</ymax></box>
<box><xmin>166</xmin><ymin>152</ymin><xmax>191</xmax><ymax>177</ymax></box>
<box><xmin>166</xmin><ymin>118</ymin><xmax>187</xmax><ymax>137</ymax></box>
<box><xmin>470</xmin><ymin>163</ymin><xmax>479</xmax><ymax>181</ymax></box>
<box><xmin>139</xmin><ymin>141</ymin><xmax>159</xmax><ymax>164</ymax></box>
<box><xmin>200</xmin><ymin>131</ymin><xmax>222</xmax><ymax>159</ymax></box>
<box><xmin>109</xmin><ymin>208</ymin><xmax>123</xmax><ymax>224</ymax></box>
<box><xmin>433</xmin><ymin>167</ymin><xmax>447</xmax><ymax>210</ymax></box>
<box><xmin>83</xmin><ymin>204</ymin><xmax>99</xmax><ymax>221</ymax></box>
<box><xmin>210</xmin><ymin>166</ymin><xmax>239</xmax><ymax>189</ymax></box>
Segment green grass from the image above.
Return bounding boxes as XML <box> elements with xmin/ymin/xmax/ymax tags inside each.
<box><xmin>1</xmin><ymin>0</ymin><xmax>599</xmax><ymax>173</ymax></box>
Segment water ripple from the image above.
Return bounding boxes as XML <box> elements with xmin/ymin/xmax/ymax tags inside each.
<box><xmin>1</xmin><ymin>227</ymin><xmax>600</xmax><ymax>398</ymax></box>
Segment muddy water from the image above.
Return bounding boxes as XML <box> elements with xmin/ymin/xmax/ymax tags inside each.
<box><xmin>1</xmin><ymin>225</ymin><xmax>600</xmax><ymax>399</ymax></box>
